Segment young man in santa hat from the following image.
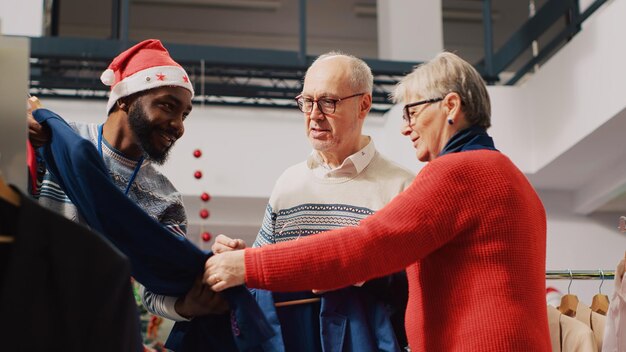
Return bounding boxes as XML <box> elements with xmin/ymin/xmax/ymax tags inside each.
<box><xmin>28</xmin><ymin>39</ymin><xmax>222</xmax><ymax>326</ymax></box>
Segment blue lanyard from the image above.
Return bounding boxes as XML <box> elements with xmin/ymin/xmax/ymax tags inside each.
<box><xmin>97</xmin><ymin>124</ymin><xmax>144</xmax><ymax>196</ymax></box>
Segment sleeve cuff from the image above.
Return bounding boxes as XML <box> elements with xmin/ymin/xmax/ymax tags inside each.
<box><xmin>244</xmin><ymin>247</ymin><xmax>262</xmax><ymax>288</ymax></box>
<box><xmin>161</xmin><ymin>296</ymin><xmax>191</xmax><ymax>322</ymax></box>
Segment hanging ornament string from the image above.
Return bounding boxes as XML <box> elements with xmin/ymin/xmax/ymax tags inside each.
<box><xmin>194</xmin><ymin>148</ymin><xmax>212</xmax><ymax>243</ymax></box>
<box><xmin>98</xmin><ymin>124</ymin><xmax>144</xmax><ymax>196</ymax></box>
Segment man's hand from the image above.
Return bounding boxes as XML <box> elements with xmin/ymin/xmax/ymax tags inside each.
<box><xmin>27</xmin><ymin>96</ymin><xmax>50</xmax><ymax>148</ymax></box>
<box><xmin>174</xmin><ymin>275</ymin><xmax>229</xmax><ymax>319</ymax></box>
<box><xmin>204</xmin><ymin>250</ymin><xmax>246</xmax><ymax>292</ymax></box>
<box><xmin>211</xmin><ymin>234</ymin><xmax>246</xmax><ymax>254</ymax></box>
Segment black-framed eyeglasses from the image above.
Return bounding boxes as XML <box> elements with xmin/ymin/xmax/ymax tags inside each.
<box><xmin>295</xmin><ymin>93</ymin><xmax>365</xmax><ymax>114</ymax></box>
<box><xmin>402</xmin><ymin>97</ymin><xmax>444</xmax><ymax>124</ymax></box>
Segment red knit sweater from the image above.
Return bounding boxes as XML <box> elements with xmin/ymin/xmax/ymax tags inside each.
<box><xmin>245</xmin><ymin>150</ymin><xmax>551</xmax><ymax>351</ymax></box>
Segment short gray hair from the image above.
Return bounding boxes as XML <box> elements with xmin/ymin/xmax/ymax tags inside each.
<box><xmin>392</xmin><ymin>52</ymin><xmax>491</xmax><ymax>128</ymax></box>
<box><xmin>307</xmin><ymin>51</ymin><xmax>373</xmax><ymax>94</ymax></box>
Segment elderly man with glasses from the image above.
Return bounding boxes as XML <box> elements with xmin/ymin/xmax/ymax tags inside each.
<box><xmin>213</xmin><ymin>52</ymin><xmax>414</xmax><ymax>352</ymax></box>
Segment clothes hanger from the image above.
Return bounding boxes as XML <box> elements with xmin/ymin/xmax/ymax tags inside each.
<box><xmin>590</xmin><ymin>269</ymin><xmax>609</xmax><ymax>315</ymax></box>
<box><xmin>0</xmin><ymin>237</ymin><xmax>13</xmax><ymax>243</ymax></box>
<box><xmin>558</xmin><ymin>269</ymin><xmax>579</xmax><ymax>317</ymax></box>
<box><xmin>274</xmin><ymin>298</ymin><xmax>321</xmax><ymax>308</ymax></box>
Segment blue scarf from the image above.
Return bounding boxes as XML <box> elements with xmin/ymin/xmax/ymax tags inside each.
<box><xmin>438</xmin><ymin>125</ymin><xmax>497</xmax><ymax>156</ymax></box>
<box><xmin>33</xmin><ymin>109</ymin><xmax>273</xmax><ymax>351</ymax></box>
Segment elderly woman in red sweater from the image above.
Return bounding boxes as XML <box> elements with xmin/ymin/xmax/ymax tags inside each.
<box><xmin>204</xmin><ymin>52</ymin><xmax>551</xmax><ymax>351</ymax></box>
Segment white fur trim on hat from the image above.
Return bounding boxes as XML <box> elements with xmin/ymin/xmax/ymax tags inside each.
<box><xmin>100</xmin><ymin>69</ymin><xmax>116</xmax><ymax>86</ymax></box>
<box><xmin>105</xmin><ymin>65</ymin><xmax>194</xmax><ymax>113</ymax></box>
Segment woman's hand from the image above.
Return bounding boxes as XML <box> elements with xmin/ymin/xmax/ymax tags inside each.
<box><xmin>204</xmin><ymin>250</ymin><xmax>246</xmax><ymax>292</ymax></box>
<box><xmin>211</xmin><ymin>234</ymin><xmax>246</xmax><ymax>254</ymax></box>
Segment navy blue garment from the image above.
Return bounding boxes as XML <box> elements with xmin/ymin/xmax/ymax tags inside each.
<box><xmin>253</xmin><ymin>288</ymin><xmax>401</xmax><ymax>352</ymax></box>
<box><xmin>274</xmin><ymin>291</ymin><xmax>323</xmax><ymax>352</ymax></box>
<box><xmin>33</xmin><ymin>109</ymin><xmax>273</xmax><ymax>351</ymax></box>
<box><xmin>438</xmin><ymin>125</ymin><xmax>498</xmax><ymax>157</ymax></box>
<box><xmin>167</xmin><ymin>288</ymin><xmax>275</xmax><ymax>352</ymax></box>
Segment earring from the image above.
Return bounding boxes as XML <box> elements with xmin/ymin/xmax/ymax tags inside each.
<box><xmin>447</xmin><ymin>118</ymin><xmax>454</xmax><ymax>125</ymax></box>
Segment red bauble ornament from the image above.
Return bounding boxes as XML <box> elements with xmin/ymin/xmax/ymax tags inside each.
<box><xmin>201</xmin><ymin>232</ymin><xmax>212</xmax><ymax>242</ymax></box>
<box><xmin>200</xmin><ymin>192</ymin><xmax>211</xmax><ymax>202</ymax></box>
<box><xmin>193</xmin><ymin>149</ymin><xmax>202</xmax><ymax>158</ymax></box>
<box><xmin>194</xmin><ymin>170</ymin><xmax>202</xmax><ymax>179</ymax></box>
<box><xmin>199</xmin><ymin>209</ymin><xmax>210</xmax><ymax>219</ymax></box>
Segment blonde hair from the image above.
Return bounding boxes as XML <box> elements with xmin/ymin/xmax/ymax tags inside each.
<box><xmin>307</xmin><ymin>51</ymin><xmax>373</xmax><ymax>94</ymax></box>
<box><xmin>392</xmin><ymin>52</ymin><xmax>491</xmax><ymax>128</ymax></box>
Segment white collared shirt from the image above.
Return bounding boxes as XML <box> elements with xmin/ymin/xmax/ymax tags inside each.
<box><xmin>307</xmin><ymin>137</ymin><xmax>376</xmax><ymax>179</ymax></box>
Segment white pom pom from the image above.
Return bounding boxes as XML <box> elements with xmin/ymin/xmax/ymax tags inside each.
<box><xmin>100</xmin><ymin>69</ymin><xmax>116</xmax><ymax>86</ymax></box>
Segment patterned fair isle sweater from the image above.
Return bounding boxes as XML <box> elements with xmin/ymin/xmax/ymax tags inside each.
<box><xmin>245</xmin><ymin>150</ymin><xmax>551</xmax><ymax>351</ymax></box>
<box><xmin>254</xmin><ymin>149</ymin><xmax>414</xmax><ymax>246</ymax></box>
<box><xmin>36</xmin><ymin>122</ymin><xmax>188</xmax><ymax>321</ymax></box>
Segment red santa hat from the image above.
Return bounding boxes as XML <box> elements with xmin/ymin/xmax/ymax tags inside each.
<box><xmin>100</xmin><ymin>39</ymin><xmax>194</xmax><ymax>113</ymax></box>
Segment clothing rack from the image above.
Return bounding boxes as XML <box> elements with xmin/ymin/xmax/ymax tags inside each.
<box><xmin>546</xmin><ymin>270</ymin><xmax>615</xmax><ymax>280</ymax></box>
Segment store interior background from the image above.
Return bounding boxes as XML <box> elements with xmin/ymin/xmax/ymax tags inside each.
<box><xmin>1</xmin><ymin>0</ymin><xmax>625</xmax><ymax>304</ymax></box>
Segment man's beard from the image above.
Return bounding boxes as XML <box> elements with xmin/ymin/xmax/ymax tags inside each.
<box><xmin>128</xmin><ymin>101</ymin><xmax>173</xmax><ymax>165</ymax></box>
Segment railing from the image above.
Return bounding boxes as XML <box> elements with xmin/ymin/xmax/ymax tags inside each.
<box><xmin>546</xmin><ymin>270</ymin><xmax>616</xmax><ymax>281</ymax></box>
<box><xmin>478</xmin><ymin>0</ymin><xmax>608</xmax><ymax>85</ymax></box>
<box><xmin>27</xmin><ymin>36</ymin><xmax>413</xmax><ymax>113</ymax></box>
<box><xmin>26</xmin><ymin>0</ymin><xmax>610</xmax><ymax>111</ymax></box>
